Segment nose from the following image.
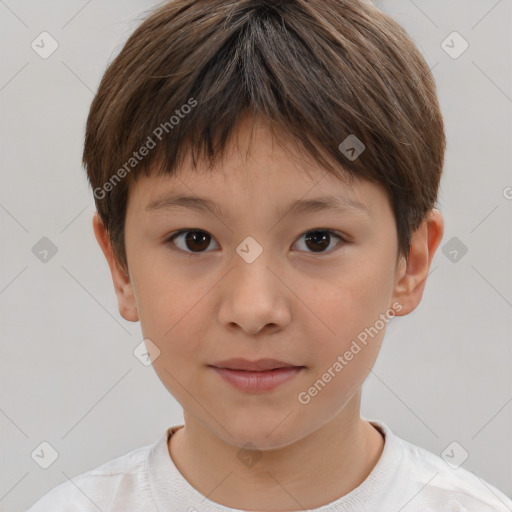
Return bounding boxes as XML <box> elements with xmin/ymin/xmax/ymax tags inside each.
<box><xmin>217</xmin><ymin>252</ymin><xmax>291</xmax><ymax>335</ymax></box>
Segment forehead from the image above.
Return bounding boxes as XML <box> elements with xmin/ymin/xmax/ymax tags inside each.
<box><xmin>126</xmin><ymin>113</ymin><xmax>388</xmax><ymax>220</ymax></box>
<box><xmin>137</xmin><ymin>115</ymin><xmax>335</xmax><ymax>184</ymax></box>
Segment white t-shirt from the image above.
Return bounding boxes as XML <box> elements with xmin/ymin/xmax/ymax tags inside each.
<box><xmin>26</xmin><ymin>420</ymin><xmax>512</xmax><ymax>511</ymax></box>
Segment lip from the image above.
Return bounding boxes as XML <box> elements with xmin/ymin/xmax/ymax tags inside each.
<box><xmin>210</xmin><ymin>366</ymin><xmax>304</xmax><ymax>392</ymax></box>
<box><xmin>210</xmin><ymin>358</ymin><xmax>301</xmax><ymax>372</ymax></box>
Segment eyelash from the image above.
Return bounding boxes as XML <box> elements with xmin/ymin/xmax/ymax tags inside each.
<box><xmin>165</xmin><ymin>229</ymin><xmax>347</xmax><ymax>257</ymax></box>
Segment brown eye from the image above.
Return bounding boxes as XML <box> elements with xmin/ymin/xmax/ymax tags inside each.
<box><xmin>296</xmin><ymin>230</ymin><xmax>345</xmax><ymax>254</ymax></box>
<box><xmin>168</xmin><ymin>230</ymin><xmax>218</xmax><ymax>254</ymax></box>
<box><xmin>167</xmin><ymin>229</ymin><xmax>345</xmax><ymax>256</ymax></box>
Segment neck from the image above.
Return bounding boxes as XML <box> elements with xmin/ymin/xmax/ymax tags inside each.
<box><xmin>168</xmin><ymin>393</ymin><xmax>385</xmax><ymax>511</ymax></box>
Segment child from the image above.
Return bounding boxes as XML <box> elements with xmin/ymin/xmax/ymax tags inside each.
<box><xmin>28</xmin><ymin>0</ymin><xmax>512</xmax><ymax>510</ymax></box>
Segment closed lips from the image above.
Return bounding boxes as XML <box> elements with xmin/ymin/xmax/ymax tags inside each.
<box><xmin>209</xmin><ymin>358</ymin><xmax>304</xmax><ymax>372</ymax></box>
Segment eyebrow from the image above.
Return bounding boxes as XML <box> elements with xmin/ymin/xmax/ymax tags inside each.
<box><xmin>145</xmin><ymin>193</ymin><xmax>369</xmax><ymax>218</ymax></box>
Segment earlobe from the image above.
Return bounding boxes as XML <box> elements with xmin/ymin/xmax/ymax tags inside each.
<box><xmin>92</xmin><ymin>212</ymin><xmax>139</xmax><ymax>322</ymax></box>
<box><xmin>391</xmin><ymin>208</ymin><xmax>444</xmax><ymax>316</ymax></box>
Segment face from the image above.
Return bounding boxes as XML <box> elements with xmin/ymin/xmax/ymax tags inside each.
<box><xmin>105</xmin><ymin>115</ymin><xmax>420</xmax><ymax>450</ymax></box>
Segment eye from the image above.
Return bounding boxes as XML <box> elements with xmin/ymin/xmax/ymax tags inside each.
<box><xmin>166</xmin><ymin>229</ymin><xmax>219</xmax><ymax>255</ymax></box>
<box><xmin>166</xmin><ymin>229</ymin><xmax>346</xmax><ymax>256</ymax></box>
<box><xmin>294</xmin><ymin>230</ymin><xmax>346</xmax><ymax>254</ymax></box>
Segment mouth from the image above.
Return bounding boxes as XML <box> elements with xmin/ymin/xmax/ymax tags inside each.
<box><xmin>209</xmin><ymin>357</ymin><xmax>304</xmax><ymax>372</ymax></box>
<box><xmin>208</xmin><ymin>359</ymin><xmax>305</xmax><ymax>392</ymax></box>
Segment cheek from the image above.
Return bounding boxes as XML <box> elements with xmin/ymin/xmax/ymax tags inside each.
<box><xmin>131</xmin><ymin>261</ymin><xmax>208</xmax><ymax>356</ymax></box>
<box><xmin>323</xmin><ymin>270</ymin><xmax>386</xmax><ymax>313</ymax></box>
<box><xmin>304</xmin><ymin>260</ymin><xmax>393</xmax><ymax>361</ymax></box>
<box><xmin>299</xmin><ymin>276</ymin><xmax>388</xmax><ymax>410</ymax></box>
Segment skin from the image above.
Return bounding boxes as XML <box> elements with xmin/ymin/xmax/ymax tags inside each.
<box><xmin>93</xmin><ymin>113</ymin><xmax>444</xmax><ymax>511</ymax></box>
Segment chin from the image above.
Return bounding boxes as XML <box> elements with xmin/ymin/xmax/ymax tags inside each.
<box><xmin>216</xmin><ymin>417</ymin><xmax>307</xmax><ymax>451</ymax></box>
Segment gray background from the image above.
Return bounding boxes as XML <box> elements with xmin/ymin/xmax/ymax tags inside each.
<box><xmin>1</xmin><ymin>0</ymin><xmax>511</xmax><ymax>510</ymax></box>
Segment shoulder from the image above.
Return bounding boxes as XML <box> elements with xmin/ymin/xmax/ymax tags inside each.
<box><xmin>26</xmin><ymin>442</ymin><xmax>154</xmax><ymax>512</ymax></box>
<box><xmin>392</xmin><ymin>432</ymin><xmax>512</xmax><ymax>511</ymax></box>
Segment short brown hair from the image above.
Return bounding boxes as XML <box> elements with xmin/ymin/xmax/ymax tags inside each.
<box><xmin>83</xmin><ymin>0</ymin><xmax>446</xmax><ymax>271</ymax></box>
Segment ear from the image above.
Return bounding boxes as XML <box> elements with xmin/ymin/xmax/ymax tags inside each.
<box><xmin>92</xmin><ymin>212</ymin><xmax>139</xmax><ymax>322</ymax></box>
<box><xmin>391</xmin><ymin>208</ymin><xmax>444</xmax><ymax>316</ymax></box>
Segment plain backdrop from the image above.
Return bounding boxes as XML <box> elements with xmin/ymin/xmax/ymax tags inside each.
<box><xmin>1</xmin><ymin>0</ymin><xmax>511</xmax><ymax>510</ymax></box>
